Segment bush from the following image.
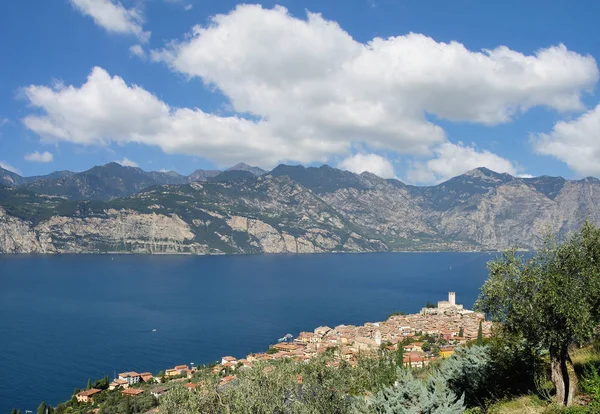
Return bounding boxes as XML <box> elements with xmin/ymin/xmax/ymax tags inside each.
<box><xmin>364</xmin><ymin>369</ymin><xmax>465</xmax><ymax>414</ymax></box>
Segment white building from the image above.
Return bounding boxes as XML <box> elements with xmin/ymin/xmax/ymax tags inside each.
<box><xmin>421</xmin><ymin>292</ymin><xmax>464</xmax><ymax>314</ymax></box>
<box><xmin>118</xmin><ymin>371</ymin><xmax>141</xmax><ymax>385</ymax></box>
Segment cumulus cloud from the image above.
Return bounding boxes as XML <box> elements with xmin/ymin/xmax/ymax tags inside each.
<box><xmin>22</xmin><ymin>67</ymin><xmax>344</xmax><ymax>167</ymax></box>
<box><xmin>0</xmin><ymin>161</ymin><xmax>21</xmax><ymax>175</ymax></box>
<box><xmin>406</xmin><ymin>142</ymin><xmax>520</xmax><ymax>184</ymax></box>
<box><xmin>24</xmin><ymin>151</ymin><xmax>54</xmax><ymax>163</ymax></box>
<box><xmin>69</xmin><ymin>0</ymin><xmax>150</xmax><ymax>42</ymax></box>
<box><xmin>532</xmin><ymin>104</ymin><xmax>600</xmax><ymax>177</ymax></box>
<box><xmin>338</xmin><ymin>153</ymin><xmax>396</xmax><ymax>178</ymax></box>
<box><xmin>116</xmin><ymin>157</ymin><xmax>139</xmax><ymax>167</ymax></box>
<box><xmin>22</xmin><ymin>5</ymin><xmax>599</xmax><ymax>170</ymax></box>
<box><xmin>129</xmin><ymin>44</ymin><xmax>146</xmax><ymax>59</ymax></box>
<box><xmin>153</xmin><ymin>5</ymin><xmax>596</xmax><ymax>132</ymax></box>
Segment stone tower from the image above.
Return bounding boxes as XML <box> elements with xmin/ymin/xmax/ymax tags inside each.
<box><xmin>449</xmin><ymin>292</ymin><xmax>456</xmax><ymax>306</ymax></box>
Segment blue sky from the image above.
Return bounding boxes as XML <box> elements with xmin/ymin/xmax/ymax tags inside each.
<box><xmin>1</xmin><ymin>0</ymin><xmax>600</xmax><ymax>183</ymax></box>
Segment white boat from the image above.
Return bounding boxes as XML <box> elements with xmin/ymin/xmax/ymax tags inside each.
<box><xmin>152</xmin><ymin>329</ymin><xmax>157</xmax><ymax>332</ymax></box>
<box><xmin>277</xmin><ymin>333</ymin><xmax>293</xmax><ymax>342</ymax></box>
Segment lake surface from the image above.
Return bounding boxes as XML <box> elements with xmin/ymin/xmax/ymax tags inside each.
<box><xmin>0</xmin><ymin>252</ymin><xmax>496</xmax><ymax>412</ymax></box>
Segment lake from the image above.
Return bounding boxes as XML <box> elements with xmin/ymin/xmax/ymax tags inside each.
<box><xmin>0</xmin><ymin>252</ymin><xmax>495</xmax><ymax>412</ymax></box>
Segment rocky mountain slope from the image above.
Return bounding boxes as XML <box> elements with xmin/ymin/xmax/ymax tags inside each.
<box><xmin>0</xmin><ymin>162</ymin><xmax>264</xmax><ymax>201</ymax></box>
<box><xmin>1</xmin><ymin>164</ymin><xmax>598</xmax><ymax>254</ymax></box>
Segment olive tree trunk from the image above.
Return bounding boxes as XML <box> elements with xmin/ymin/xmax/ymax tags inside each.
<box><xmin>550</xmin><ymin>346</ymin><xmax>575</xmax><ymax>407</ymax></box>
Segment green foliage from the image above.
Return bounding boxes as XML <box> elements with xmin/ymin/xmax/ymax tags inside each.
<box><xmin>477</xmin><ymin>321</ymin><xmax>483</xmax><ymax>345</ymax></box>
<box><xmin>581</xmin><ymin>362</ymin><xmax>600</xmax><ymax>409</ymax></box>
<box><xmin>425</xmin><ymin>301</ymin><xmax>437</xmax><ymax>309</ymax></box>
<box><xmin>458</xmin><ymin>327</ymin><xmax>463</xmax><ymax>338</ymax></box>
<box><xmin>266</xmin><ymin>347</ymin><xmax>279</xmax><ymax>354</ymax></box>
<box><xmin>437</xmin><ymin>346</ymin><xmax>490</xmax><ymax>407</ymax></box>
<box><xmin>396</xmin><ymin>343</ymin><xmax>405</xmax><ymax>369</ymax></box>
<box><xmin>365</xmin><ymin>369</ymin><xmax>465</xmax><ymax>414</ymax></box>
<box><xmin>37</xmin><ymin>401</ymin><xmax>48</xmax><ymax>414</ymax></box>
<box><xmin>475</xmin><ymin>223</ymin><xmax>600</xmax><ymax>406</ymax></box>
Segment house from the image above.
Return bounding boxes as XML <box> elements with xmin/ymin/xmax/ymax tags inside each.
<box><xmin>151</xmin><ymin>386</ymin><xmax>169</xmax><ymax>398</ymax></box>
<box><xmin>166</xmin><ymin>364</ymin><xmax>192</xmax><ymax>377</ymax></box>
<box><xmin>76</xmin><ymin>389</ymin><xmax>101</xmax><ymax>403</ymax></box>
<box><xmin>184</xmin><ymin>383</ymin><xmax>198</xmax><ymax>392</ymax></box>
<box><xmin>221</xmin><ymin>356</ymin><xmax>237</xmax><ymax>365</ymax></box>
<box><xmin>139</xmin><ymin>372</ymin><xmax>154</xmax><ymax>383</ymax></box>
<box><xmin>121</xmin><ymin>388</ymin><xmax>144</xmax><ymax>396</ymax></box>
<box><xmin>440</xmin><ymin>346</ymin><xmax>455</xmax><ymax>358</ymax></box>
<box><xmin>219</xmin><ymin>375</ymin><xmax>236</xmax><ymax>386</ymax></box>
<box><xmin>109</xmin><ymin>379</ymin><xmax>129</xmax><ymax>390</ymax></box>
<box><xmin>118</xmin><ymin>371</ymin><xmax>141</xmax><ymax>385</ymax></box>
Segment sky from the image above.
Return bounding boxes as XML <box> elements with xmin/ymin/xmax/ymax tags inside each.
<box><xmin>1</xmin><ymin>0</ymin><xmax>600</xmax><ymax>184</ymax></box>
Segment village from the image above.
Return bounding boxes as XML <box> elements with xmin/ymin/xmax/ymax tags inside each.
<box><xmin>75</xmin><ymin>292</ymin><xmax>492</xmax><ymax>411</ymax></box>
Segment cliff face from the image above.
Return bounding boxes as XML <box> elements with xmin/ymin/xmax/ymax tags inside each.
<box><xmin>1</xmin><ymin>166</ymin><xmax>600</xmax><ymax>254</ymax></box>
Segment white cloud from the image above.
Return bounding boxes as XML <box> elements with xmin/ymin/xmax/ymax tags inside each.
<box><xmin>518</xmin><ymin>174</ymin><xmax>535</xmax><ymax>179</ymax></box>
<box><xmin>185</xmin><ymin>4</ymin><xmax>193</xmax><ymax>11</ymax></box>
<box><xmin>24</xmin><ymin>151</ymin><xmax>54</xmax><ymax>163</ymax></box>
<box><xmin>21</xmin><ymin>5</ymin><xmax>598</xmax><ymax>170</ymax></box>
<box><xmin>406</xmin><ymin>142</ymin><xmax>520</xmax><ymax>184</ymax></box>
<box><xmin>69</xmin><ymin>0</ymin><xmax>150</xmax><ymax>42</ymax></box>
<box><xmin>116</xmin><ymin>157</ymin><xmax>139</xmax><ymax>167</ymax></box>
<box><xmin>532</xmin><ymin>104</ymin><xmax>600</xmax><ymax>177</ymax></box>
<box><xmin>22</xmin><ymin>67</ymin><xmax>344</xmax><ymax>167</ymax></box>
<box><xmin>0</xmin><ymin>118</ymin><xmax>8</xmax><ymax>127</ymax></box>
<box><xmin>129</xmin><ymin>44</ymin><xmax>146</xmax><ymax>59</ymax></box>
<box><xmin>0</xmin><ymin>161</ymin><xmax>21</xmax><ymax>175</ymax></box>
<box><xmin>338</xmin><ymin>153</ymin><xmax>395</xmax><ymax>178</ymax></box>
<box><xmin>152</xmin><ymin>5</ymin><xmax>596</xmax><ymax>137</ymax></box>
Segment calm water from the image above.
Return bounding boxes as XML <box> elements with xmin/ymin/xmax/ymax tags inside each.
<box><xmin>0</xmin><ymin>252</ymin><xmax>495</xmax><ymax>412</ymax></box>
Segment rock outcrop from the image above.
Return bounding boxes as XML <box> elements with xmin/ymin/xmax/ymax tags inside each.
<box><xmin>2</xmin><ymin>165</ymin><xmax>600</xmax><ymax>254</ymax></box>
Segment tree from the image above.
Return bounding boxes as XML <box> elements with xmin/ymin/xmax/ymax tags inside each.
<box><xmin>475</xmin><ymin>223</ymin><xmax>600</xmax><ymax>407</ymax></box>
<box><xmin>396</xmin><ymin>342</ymin><xmax>405</xmax><ymax>369</ymax></box>
<box><xmin>476</xmin><ymin>321</ymin><xmax>483</xmax><ymax>345</ymax></box>
<box><xmin>367</xmin><ymin>369</ymin><xmax>465</xmax><ymax>414</ymax></box>
<box><xmin>37</xmin><ymin>401</ymin><xmax>47</xmax><ymax>414</ymax></box>
<box><xmin>11</xmin><ymin>409</ymin><xmax>17</xmax><ymax>414</ymax></box>
<box><xmin>458</xmin><ymin>327</ymin><xmax>463</xmax><ymax>338</ymax></box>
<box><xmin>86</xmin><ymin>378</ymin><xmax>92</xmax><ymax>390</ymax></box>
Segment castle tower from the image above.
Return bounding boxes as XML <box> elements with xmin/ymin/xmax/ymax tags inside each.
<box><xmin>449</xmin><ymin>292</ymin><xmax>456</xmax><ymax>306</ymax></box>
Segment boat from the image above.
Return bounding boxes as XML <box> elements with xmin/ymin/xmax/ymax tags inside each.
<box><xmin>152</xmin><ymin>329</ymin><xmax>157</xmax><ymax>332</ymax></box>
<box><xmin>277</xmin><ymin>333</ymin><xmax>293</xmax><ymax>342</ymax></box>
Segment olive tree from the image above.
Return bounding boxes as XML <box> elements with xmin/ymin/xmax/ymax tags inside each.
<box><xmin>475</xmin><ymin>223</ymin><xmax>600</xmax><ymax>406</ymax></box>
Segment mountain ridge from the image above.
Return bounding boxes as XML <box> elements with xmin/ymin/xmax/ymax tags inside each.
<box><xmin>1</xmin><ymin>164</ymin><xmax>599</xmax><ymax>255</ymax></box>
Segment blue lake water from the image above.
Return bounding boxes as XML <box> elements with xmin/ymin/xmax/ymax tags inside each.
<box><xmin>0</xmin><ymin>252</ymin><xmax>496</xmax><ymax>412</ymax></box>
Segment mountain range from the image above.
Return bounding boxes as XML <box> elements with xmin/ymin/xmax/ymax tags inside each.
<box><xmin>1</xmin><ymin>162</ymin><xmax>598</xmax><ymax>254</ymax></box>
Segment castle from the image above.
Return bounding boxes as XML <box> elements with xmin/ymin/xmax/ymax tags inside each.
<box><xmin>421</xmin><ymin>292</ymin><xmax>465</xmax><ymax>315</ymax></box>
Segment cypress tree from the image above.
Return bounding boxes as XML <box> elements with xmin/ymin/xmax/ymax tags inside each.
<box><xmin>477</xmin><ymin>320</ymin><xmax>483</xmax><ymax>344</ymax></box>
<box><xmin>395</xmin><ymin>342</ymin><xmax>405</xmax><ymax>369</ymax></box>
<box><xmin>11</xmin><ymin>409</ymin><xmax>17</xmax><ymax>414</ymax></box>
<box><xmin>37</xmin><ymin>401</ymin><xmax>47</xmax><ymax>414</ymax></box>
<box><xmin>86</xmin><ymin>378</ymin><xmax>92</xmax><ymax>390</ymax></box>
<box><xmin>458</xmin><ymin>327</ymin><xmax>464</xmax><ymax>337</ymax></box>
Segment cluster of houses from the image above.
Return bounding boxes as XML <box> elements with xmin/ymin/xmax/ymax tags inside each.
<box><xmin>75</xmin><ymin>364</ymin><xmax>197</xmax><ymax>404</ymax></box>
<box><xmin>76</xmin><ymin>293</ymin><xmax>491</xmax><ymax>405</ymax></box>
<box><xmin>209</xmin><ymin>292</ymin><xmax>492</xmax><ymax>375</ymax></box>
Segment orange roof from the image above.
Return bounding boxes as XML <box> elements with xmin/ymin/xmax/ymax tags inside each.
<box><xmin>184</xmin><ymin>383</ymin><xmax>198</xmax><ymax>389</ymax></box>
<box><xmin>121</xmin><ymin>388</ymin><xmax>144</xmax><ymax>396</ymax></box>
<box><xmin>174</xmin><ymin>365</ymin><xmax>188</xmax><ymax>370</ymax></box>
<box><xmin>219</xmin><ymin>375</ymin><xmax>236</xmax><ymax>386</ymax></box>
<box><xmin>119</xmin><ymin>371</ymin><xmax>140</xmax><ymax>377</ymax></box>
<box><xmin>77</xmin><ymin>389</ymin><xmax>101</xmax><ymax>397</ymax></box>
